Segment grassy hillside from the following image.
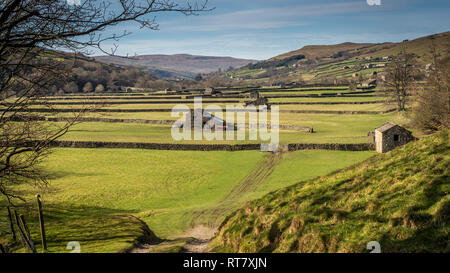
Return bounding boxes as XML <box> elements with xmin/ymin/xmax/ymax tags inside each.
<box><xmin>272</xmin><ymin>42</ymin><xmax>373</xmax><ymax>61</ymax></box>
<box><xmin>211</xmin><ymin>130</ymin><xmax>449</xmax><ymax>253</ymax></box>
<box><xmin>225</xmin><ymin>31</ymin><xmax>449</xmax><ymax>83</ymax></box>
<box><xmin>356</xmin><ymin>31</ymin><xmax>450</xmax><ymax>61</ymax></box>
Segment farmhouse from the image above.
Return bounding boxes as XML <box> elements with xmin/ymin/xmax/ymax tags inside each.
<box><xmin>364</xmin><ymin>63</ymin><xmax>373</xmax><ymax>69</ymax></box>
<box><xmin>375</xmin><ymin>63</ymin><xmax>387</xmax><ymax>67</ymax></box>
<box><xmin>374</xmin><ymin>122</ymin><xmax>415</xmax><ymax>153</ymax></box>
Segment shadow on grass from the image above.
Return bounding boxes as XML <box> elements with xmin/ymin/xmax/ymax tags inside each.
<box><xmin>0</xmin><ymin>202</ymin><xmax>160</xmax><ymax>253</ymax></box>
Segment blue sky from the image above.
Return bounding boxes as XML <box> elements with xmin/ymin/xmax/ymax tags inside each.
<box><xmin>97</xmin><ymin>0</ymin><xmax>450</xmax><ymax>60</ymax></box>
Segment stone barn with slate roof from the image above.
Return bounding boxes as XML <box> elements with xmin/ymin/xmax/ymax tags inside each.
<box><xmin>204</xmin><ymin>87</ymin><xmax>215</xmax><ymax>95</ymax></box>
<box><xmin>374</xmin><ymin>122</ymin><xmax>415</xmax><ymax>153</ymax></box>
<box><xmin>183</xmin><ymin>109</ymin><xmax>236</xmax><ymax>131</ymax></box>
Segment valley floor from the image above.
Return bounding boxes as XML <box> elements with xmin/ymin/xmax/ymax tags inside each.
<box><xmin>0</xmin><ymin>87</ymin><xmax>416</xmax><ymax>253</ymax></box>
<box><xmin>0</xmin><ymin>148</ymin><xmax>374</xmax><ymax>252</ymax></box>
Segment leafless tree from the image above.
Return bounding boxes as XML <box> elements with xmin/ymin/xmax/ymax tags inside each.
<box><xmin>0</xmin><ymin>0</ymin><xmax>210</xmax><ymax>203</ymax></box>
<box><xmin>412</xmin><ymin>43</ymin><xmax>450</xmax><ymax>131</ymax></box>
<box><xmin>383</xmin><ymin>47</ymin><xmax>416</xmax><ymax>112</ymax></box>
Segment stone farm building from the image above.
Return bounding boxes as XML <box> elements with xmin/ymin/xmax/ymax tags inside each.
<box><xmin>204</xmin><ymin>87</ymin><xmax>222</xmax><ymax>96</ymax></box>
<box><xmin>178</xmin><ymin>109</ymin><xmax>236</xmax><ymax>131</ymax></box>
<box><xmin>249</xmin><ymin>91</ymin><xmax>260</xmax><ymax>99</ymax></box>
<box><xmin>245</xmin><ymin>97</ymin><xmax>270</xmax><ymax>110</ymax></box>
<box><xmin>374</xmin><ymin>122</ymin><xmax>415</xmax><ymax>153</ymax></box>
<box><xmin>360</xmin><ymin>79</ymin><xmax>377</xmax><ymax>88</ymax></box>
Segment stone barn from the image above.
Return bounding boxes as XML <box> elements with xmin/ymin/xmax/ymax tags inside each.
<box><xmin>245</xmin><ymin>97</ymin><xmax>270</xmax><ymax>110</ymax></box>
<box><xmin>374</xmin><ymin>122</ymin><xmax>414</xmax><ymax>153</ymax></box>
<box><xmin>249</xmin><ymin>91</ymin><xmax>260</xmax><ymax>99</ymax></box>
<box><xmin>360</xmin><ymin>79</ymin><xmax>377</xmax><ymax>88</ymax></box>
<box><xmin>204</xmin><ymin>87</ymin><xmax>215</xmax><ymax>95</ymax></box>
<box><xmin>180</xmin><ymin>109</ymin><xmax>236</xmax><ymax>131</ymax></box>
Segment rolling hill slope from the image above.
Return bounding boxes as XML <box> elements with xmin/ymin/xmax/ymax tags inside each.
<box><xmin>211</xmin><ymin>130</ymin><xmax>450</xmax><ymax>253</ymax></box>
<box><xmin>271</xmin><ymin>42</ymin><xmax>374</xmax><ymax>61</ymax></box>
<box><xmin>225</xmin><ymin>31</ymin><xmax>449</xmax><ymax>83</ymax></box>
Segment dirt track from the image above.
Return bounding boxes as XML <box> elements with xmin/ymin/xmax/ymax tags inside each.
<box><xmin>190</xmin><ymin>152</ymin><xmax>283</xmax><ymax>230</ymax></box>
<box><xmin>131</xmin><ymin>152</ymin><xmax>283</xmax><ymax>253</ymax></box>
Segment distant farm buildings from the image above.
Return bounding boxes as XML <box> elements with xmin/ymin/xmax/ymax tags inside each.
<box><xmin>164</xmin><ymin>88</ymin><xmax>177</xmax><ymax>94</ymax></box>
<box><xmin>360</xmin><ymin>79</ymin><xmax>377</xmax><ymax>88</ymax></box>
<box><xmin>342</xmin><ymin>66</ymin><xmax>351</xmax><ymax>70</ymax></box>
<box><xmin>374</xmin><ymin>122</ymin><xmax>415</xmax><ymax>153</ymax></box>
<box><xmin>271</xmin><ymin>82</ymin><xmax>286</xmax><ymax>88</ymax></box>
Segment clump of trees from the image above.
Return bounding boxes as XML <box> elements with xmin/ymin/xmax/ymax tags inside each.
<box><xmin>412</xmin><ymin>46</ymin><xmax>450</xmax><ymax>131</ymax></box>
<box><xmin>48</xmin><ymin>57</ymin><xmax>159</xmax><ymax>94</ymax></box>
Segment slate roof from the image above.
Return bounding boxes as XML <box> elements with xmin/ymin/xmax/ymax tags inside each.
<box><xmin>375</xmin><ymin>122</ymin><xmax>397</xmax><ymax>133</ymax></box>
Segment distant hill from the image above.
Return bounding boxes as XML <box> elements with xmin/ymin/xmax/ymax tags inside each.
<box><xmin>225</xmin><ymin>31</ymin><xmax>449</xmax><ymax>83</ymax></box>
<box><xmin>271</xmin><ymin>42</ymin><xmax>374</xmax><ymax>61</ymax></box>
<box><xmin>95</xmin><ymin>54</ymin><xmax>258</xmax><ymax>79</ymax></box>
<box><xmin>211</xmin><ymin>130</ymin><xmax>450</xmax><ymax>253</ymax></box>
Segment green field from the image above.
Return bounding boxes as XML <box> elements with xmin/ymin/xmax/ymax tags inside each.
<box><xmin>269</xmin><ymin>96</ymin><xmax>386</xmax><ymax>103</ymax></box>
<box><xmin>51</xmin><ymin>112</ymin><xmax>404</xmax><ymax>144</ymax></box>
<box><xmin>279</xmin><ymin>103</ymin><xmax>389</xmax><ymax>111</ymax></box>
<box><xmin>1</xmin><ymin>86</ymin><xmax>415</xmax><ymax>253</ymax></box>
<box><xmin>0</xmin><ymin>148</ymin><xmax>374</xmax><ymax>253</ymax></box>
